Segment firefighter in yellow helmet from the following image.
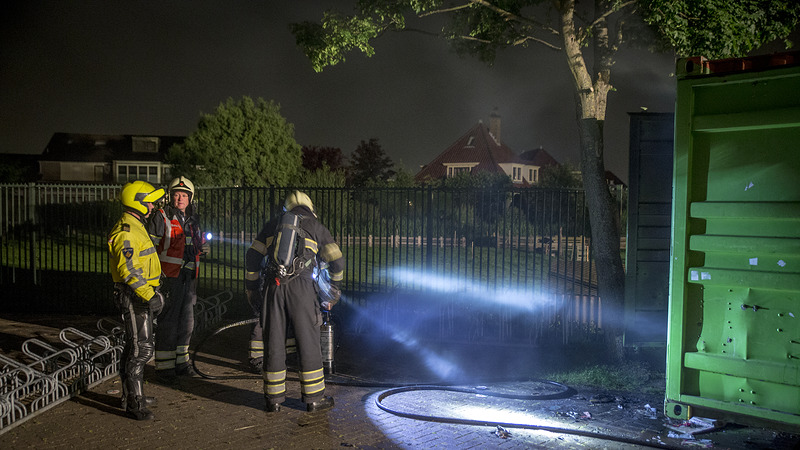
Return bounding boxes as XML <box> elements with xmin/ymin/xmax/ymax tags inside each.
<box><xmin>245</xmin><ymin>190</ymin><xmax>344</xmax><ymax>413</ymax></box>
<box><xmin>108</xmin><ymin>180</ymin><xmax>165</xmax><ymax>420</ymax></box>
<box><xmin>147</xmin><ymin>176</ymin><xmax>208</xmax><ymax>382</ymax></box>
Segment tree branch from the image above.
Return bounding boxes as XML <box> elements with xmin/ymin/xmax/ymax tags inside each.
<box><xmin>512</xmin><ymin>35</ymin><xmax>562</xmax><ymax>50</ymax></box>
<box><xmin>466</xmin><ymin>0</ymin><xmax>560</xmax><ymax>36</ymax></box>
<box><xmin>587</xmin><ymin>0</ymin><xmax>636</xmax><ymax>29</ymax></box>
<box><xmin>418</xmin><ymin>3</ymin><xmax>472</xmax><ymax>17</ymax></box>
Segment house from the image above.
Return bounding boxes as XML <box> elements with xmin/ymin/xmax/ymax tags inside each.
<box><xmin>38</xmin><ymin>133</ymin><xmax>184</xmax><ymax>184</ymax></box>
<box><xmin>415</xmin><ymin>113</ymin><xmax>553</xmax><ymax>185</ymax></box>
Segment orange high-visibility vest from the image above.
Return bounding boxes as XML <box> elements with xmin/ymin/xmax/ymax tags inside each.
<box><xmin>155</xmin><ymin>210</ymin><xmax>200</xmax><ymax>278</ymax></box>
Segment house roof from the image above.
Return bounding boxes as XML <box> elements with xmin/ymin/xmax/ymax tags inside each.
<box><xmin>41</xmin><ymin>133</ymin><xmax>184</xmax><ymax>163</ymax></box>
<box><xmin>415</xmin><ymin>121</ymin><xmax>524</xmax><ymax>182</ymax></box>
<box><xmin>519</xmin><ymin>147</ymin><xmax>560</xmax><ymax>167</ymax></box>
<box><xmin>605</xmin><ymin>170</ymin><xmax>626</xmax><ymax>187</ymax></box>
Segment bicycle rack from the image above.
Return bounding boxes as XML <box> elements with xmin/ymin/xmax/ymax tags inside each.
<box><xmin>0</xmin><ymin>289</ymin><xmax>232</xmax><ymax>435</ymax></box>
<box><xmin>0</xmin><ymin>322</ymin><xmax>122</xmax><ymax>435</ymax></box>
<box><xmin>194</xmin><ymin>289</ymin><xmax>233</xmax><ymax>333</ymax></box>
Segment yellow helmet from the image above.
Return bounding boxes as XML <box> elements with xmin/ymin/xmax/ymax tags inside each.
<box><xmin>120</xmin><ymin>180</ymin><xmax>165</xmax><ymax>216</ymax></box>
<box><xmin>284</xmin><ymin>190</ymin><xmax>314</xmax><ymax>214</ymax></box>
<box><xmin>168</xmin><ymin>176</ymin><xmax>195</xmax><ymax>199</ymax></box>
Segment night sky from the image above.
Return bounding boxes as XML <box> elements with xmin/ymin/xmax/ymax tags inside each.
<box><xmin>2</xmin><ymin>1</ymin><xmax>685</xmax><ymax>184</ymax></box>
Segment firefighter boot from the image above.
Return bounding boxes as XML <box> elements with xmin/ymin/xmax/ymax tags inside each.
<box><xmin>265</xmin><ymin>396</ymin><xmax>281</xmax><ymax>413</ymax></box>
<box><xmin>124</xmin><ymin>379</ymin><xmax>154</xmax><ymax>421</ymax></box>
<box><xmin>121</xmin><ymin>384</ymin><xmax>157</xmax><ymax>408</ymax></box>
<box><xmin>306</xmin><ymin>396</ymin><xmax>334</xmax><ymax>412</ymax></box>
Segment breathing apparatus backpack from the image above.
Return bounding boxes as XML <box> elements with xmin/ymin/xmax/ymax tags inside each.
<box><xmin>269</xmin><ymin>211</ymin><xmax>313</xmax><ymax>283</ymax></box>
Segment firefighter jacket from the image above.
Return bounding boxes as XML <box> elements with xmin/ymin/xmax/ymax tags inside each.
<box><xmin>148</xmin><ymin>205</ymin><xmax>204</xmax><ymax>278</ymax></box>
<box><xmin>245</xmin><ymin>205</ymin><xmax>344</xmax><ymax>291</ymax></box>
<box><xmin>108</xmin><ymin>211</ymin><xmax>161</xmax><ymax>301</ymax></box>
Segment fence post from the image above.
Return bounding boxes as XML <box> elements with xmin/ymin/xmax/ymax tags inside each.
<box><xmin>27</xmin><ymin>182</ymin><xmax>38</xmax><ymax>284</ymax></box>
<box><xmin>425</xmin><ymin>186</ymin><xmax>433</xmax><ymax>267</ymax></box>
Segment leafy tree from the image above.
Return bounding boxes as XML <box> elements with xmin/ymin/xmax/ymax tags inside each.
<box><xmin>302</xmin><ymin>145</ymin><xmax>345</xmax><ymax>171</ymax></box>
<box><xmin>168</xmin><ymin>96</ymin><xmax>302</xmax><ymax>187</ymax></box>
<box><xmin>639</xmin><ymin>0</ymin><xmax>799</xmax><ymax>58</ymax></box>
<box><xmin>301</xmin><ymin>163</ymin><xmax>348</xmax><ymax>188</ymax></box>
<box><xmin>0</xmin><ymin>159</ymin><xmax>29</xmax><ymax>183</ymax></box>
<box><xmin>539</xmin><ymin>162</ymin><xmax>581</xmax><ymax>189</ymax></box>
<box><xmin>291</xmin><ymin>0</ymin><xmax>799</xmax><ymax>358</ymax></box>
<box><xmin>389</xmin><ymin>164</ymin><xmax>418</xmax><ymax>187</ymax></box>
<box><xmin>442</xmin><ymin>171</ymin><xmax>513</xmax><ymax>190</ymax></box>
<box><xmin>348</xmin><ymin>138</ymin><xmax>396</xmax><ymax>186</ymax></box>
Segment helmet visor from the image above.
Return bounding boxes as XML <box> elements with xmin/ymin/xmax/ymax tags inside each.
<box><xmin>140</xmin><ymin>188</ymin><xmax>165</xmax><ymax>204</ymax></box>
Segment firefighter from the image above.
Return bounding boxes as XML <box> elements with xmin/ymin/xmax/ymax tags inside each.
<box><xmin>108</xmin><ymin>180</ymin><xmax>165</xmax><ymax>420</ymax></box>
<box><xmin>148</xmin><ymin>176</ymin><xmax>208</xmax><ymax>382</ymax></box>
<box><xmin>245</xmin><ymin>191</ymin><xmax>344</xmax><ymax>413</ymax></box>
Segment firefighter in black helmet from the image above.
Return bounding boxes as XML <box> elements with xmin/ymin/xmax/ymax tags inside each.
<box><xmin>108</xmin><ymin>180</ymin><xmax>165</xmax><ymax>420</ymax></box>
<box><xmin>245</xmin><ymin>191</ymin><xmax>344</xmax><ymax>413</ymax></box>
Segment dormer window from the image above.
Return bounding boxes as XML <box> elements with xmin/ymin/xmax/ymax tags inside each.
<box><xmin>444</xmin><ymin>162</ymin><xmax>479</xmax><ymax>178</ymax></box>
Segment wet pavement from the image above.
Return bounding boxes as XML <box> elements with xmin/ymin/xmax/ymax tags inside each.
<box><xmin>0</xmin><ymin>313</ymin><xmax>799</xmax><ymax>449</ymax></box>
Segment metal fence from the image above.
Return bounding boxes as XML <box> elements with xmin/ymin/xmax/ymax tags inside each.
<box><xmin>0</xmin><ymin>183</ymin><xmax>626</xmax><ymax>345</ymax></box>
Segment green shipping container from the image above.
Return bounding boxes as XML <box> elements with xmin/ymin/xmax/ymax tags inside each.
<box><xmin>666</xmin><ymin>52</ymin><xmax>800</xmax><ymax>430</ymax></box>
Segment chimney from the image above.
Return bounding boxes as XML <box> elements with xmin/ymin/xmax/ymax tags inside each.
<box><xmin>489</xmin><ymin>109</ymin><xmax>501</xmax><ymax>142</ymax></box>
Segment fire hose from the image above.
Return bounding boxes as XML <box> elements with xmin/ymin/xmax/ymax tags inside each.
<box><xmin>190</xmin><ymin>319</ymin><xmax>680</xmax><ymax>450</ymax></box>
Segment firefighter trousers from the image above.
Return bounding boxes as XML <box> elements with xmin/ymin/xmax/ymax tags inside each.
<box><xmin>155</xmin><ymin>269</ymin><xmax>197</xmax><ymax>371</ymax></box>
<box><xmin>264</xmin><ymin>276</ymin><xmax>325</xmax><ymax>404</ymax></box>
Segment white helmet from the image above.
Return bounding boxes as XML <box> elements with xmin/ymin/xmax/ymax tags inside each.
<box><xmin>284</xmin><ymin>190</ymin><xmax>315</xmax><ymax>215</ymax></box>
<box><xmin>168</xmin><ymin>176</ymin><xmax>195</xmax><ymax>201</ymax></box>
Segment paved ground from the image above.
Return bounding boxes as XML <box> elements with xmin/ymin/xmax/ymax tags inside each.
<box><xmin>1</xmin><ymin>314</ymin><xmax>799</xmax><ymax>449</ymax></box>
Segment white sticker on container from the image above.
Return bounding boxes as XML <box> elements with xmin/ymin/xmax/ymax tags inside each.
<box><xmin>690</xmin><ymin>270</ymin><xmax>699</xmax><ymax>281</ymax></box>
<box><xmin>701</xmin><ymin>272</ymin><xmax>711</xmax><ymax>280</ymax></box>
<box><xmin>745</xmin><ymin>182</ymin><xmax>755</xmax><ymax>191</ymax></box>
<box><xmin>749</xmin><ymin>258</ymin><xmax>758</xmax><ymax>266</ymax></box>
<box><xmin>778</xmin><ymin>260</ymin><xmax>786</xmax><ymax>267</ymax></box>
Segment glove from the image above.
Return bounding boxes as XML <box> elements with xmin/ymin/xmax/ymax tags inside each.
<box><xmin>149</xmin><ymin>290</ymin><xmax>165</xmax><ymax>315</ymax></box>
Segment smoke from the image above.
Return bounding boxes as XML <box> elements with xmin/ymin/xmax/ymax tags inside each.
<box><xmin>339</xmin><ymin>268</ymin><xmax>558</xmax><ymax>382</ymax></box>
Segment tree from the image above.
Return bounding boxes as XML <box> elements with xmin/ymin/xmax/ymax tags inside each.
<box><xmin>302</xmin><ymin>145</ymin><xmax>345</xmax><ymax>171</ymax></box>
<box><xmin>539</xmin><ymin>162</ymin><xmax>581</xmax><ymax>189</ymax></box>
<box><xmin>291</xmin><ymin>1</ymin><xmax>799</xmax><ymax>359</ymax></box>
<box><xmin>348</xmin><ymin>138</ymin><xmax>396</xmax><ymax>187</ymax></box>
<box><xmin>301</xmin><ymin>164</ymin><xmax>348</xmax><ymax>188</ymax></box>
<box><xmin>167</xmin><ymin>96</ymin><xmax>302</xmax><ymax>187</ymax></box>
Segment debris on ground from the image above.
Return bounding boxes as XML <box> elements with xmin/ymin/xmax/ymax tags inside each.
<box><xmin>680</xmin><ymin>438</ymin><xmax>714</xmax><ymax>448</ymax></box>
<box><xmin>494</xmin><ymin>425</ymin><xmax>512</xmax><ymax>439</ymax></box>
<box><xmin>635</xmin><ymin>403</ymin><xmax>658</xmax><ymax>419</ymax></box>
<box><xmin>555</xmin><ymin>411</ymin><xmax>592</xmax><ymax>421</ymax></box>
<box><xmin>666</xmin><ymin>417</ymin><xmax>723</xmax><ymax>436</ymax></box>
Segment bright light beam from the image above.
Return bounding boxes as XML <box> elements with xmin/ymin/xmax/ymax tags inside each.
<box><xmin>389</xmin><ymin>267</ymin><xmax>556</xmax><ymax>312</ymax></box>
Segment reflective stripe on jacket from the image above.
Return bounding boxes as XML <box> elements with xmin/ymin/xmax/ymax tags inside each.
<box><xmin>152</xmin><ymin>208</ymin><xmax>200</xmax><ymax>278</ymax></box>
<box><xmin>108</xmin><ymin>211</ymin><xmax>161</xmax><ymax>301</ymax></box>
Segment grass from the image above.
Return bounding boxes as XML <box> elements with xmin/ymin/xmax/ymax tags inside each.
<box><xmin>543</xmin><ymin>361</ymin><xmax>665</xmax><ymax>394</ymax></box>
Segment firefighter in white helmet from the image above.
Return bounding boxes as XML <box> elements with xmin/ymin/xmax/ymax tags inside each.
<box><xmin>245</xmin><ymin>190</ymin><xmax>344</xmax><ymax>413</ymax></box>
<box><xmin>108</xmin><ymin>180</ymin><xmax>165</xmax><ymax>420</ymax></box>
<box><xmin>147</xmin><ymin>176</ymin><xmax>208</xmax><ymax>382</ymax></box>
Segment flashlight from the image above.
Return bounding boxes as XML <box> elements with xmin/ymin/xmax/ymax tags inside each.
<box><xmin>205</xmin><ymin>232</ymin><xmax>213</xmax><ymax>241</ymax></box>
